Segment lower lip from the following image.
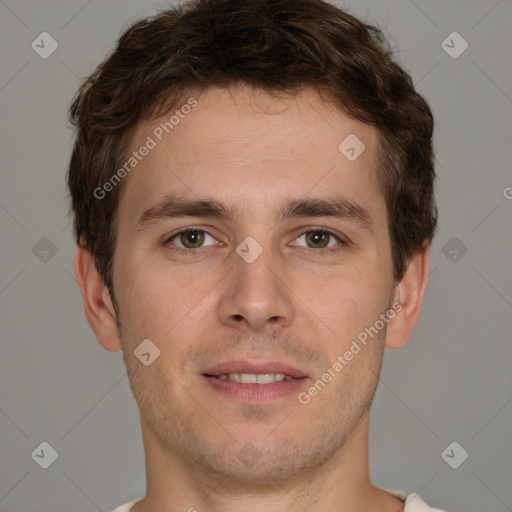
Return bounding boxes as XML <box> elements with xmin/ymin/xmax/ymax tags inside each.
<box><xmin>202</xmin><ymin>375</ymin><xmax>308</xmax><ymax>403</ymax></box>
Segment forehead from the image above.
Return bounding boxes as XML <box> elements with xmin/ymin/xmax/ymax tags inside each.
<box><xmin>119</xmin><ymin>85</ymin><xmax>384</xmax><ymax>227</ymax></box>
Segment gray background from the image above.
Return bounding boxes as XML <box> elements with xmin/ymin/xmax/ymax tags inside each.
<box><xmin>0</xmin><ymin>0</ymin><xmax>511</xmax><ymax>511</ymax></box>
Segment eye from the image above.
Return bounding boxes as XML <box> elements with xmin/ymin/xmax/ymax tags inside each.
<box><xmin>166</xmin><ymin>229</ymin><xmax>218</xmax><ymax>249</ymax></box>
<box><xmin>164</xmin><ymin>227</ymin><xmax>345</xmax><ymax>254</ymax></box>
<box><xmin>293</xmin><ymin>229</ymin><xmax>344</xmax><ymax>250</ymax></box>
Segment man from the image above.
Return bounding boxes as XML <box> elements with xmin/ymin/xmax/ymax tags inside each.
<box><xmin>67</xmin><ymin>0</ymin><xmax>445</xmax><ymax>510</ymax></box>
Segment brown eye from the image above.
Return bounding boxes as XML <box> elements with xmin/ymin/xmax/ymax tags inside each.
<box><xmin>179</xmin><ymin>230</ymin><xmax>204</xmax><ymax>248</ymax></box>
<box><xmin>167</xmin><ymin>229</ymin><xmax>216</xmax><ymax>249</ymax></box>
<box><xmin>295</xmin><ymin>229</ymin><xmax>342</xmax><ymax>249</ymax></box>
<box><xmin>305</xmin><ymin>231</ymin><xmax>330</xmax><ymax>248</ymax></box>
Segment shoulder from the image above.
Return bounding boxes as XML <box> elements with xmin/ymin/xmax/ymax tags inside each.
<box><xmin>402</xmin><ymin>492</ymin><xmax>448</xmax><ymax>511</ymax></box>
<box><xmin>387</xmin><ymin>489</ymin><xmax>448</xmax><ymax>511</ymax></box>
<box><xmin>110</xmin><ymin>500</ymin><xmax>140</xmax><ymax>512</ymax></box>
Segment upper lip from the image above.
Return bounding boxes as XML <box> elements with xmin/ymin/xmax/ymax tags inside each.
<box><xmin>203</xmin><ymin>360</ymin><xmax>308</xmax><ymax>379</ymax></box>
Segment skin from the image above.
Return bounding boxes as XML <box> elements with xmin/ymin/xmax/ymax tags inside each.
<box><xmin>75</xmin><ymin>85</ymin><xmax>430</xmax><ymax>512</ymax></box>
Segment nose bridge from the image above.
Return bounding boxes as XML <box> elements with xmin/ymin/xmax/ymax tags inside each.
<box><xmin>236</xmin><ymin>237</ymin><xmax>278</xmax><ymax>292</ymax></box>
<box><xmin>217</xmin><ymin>235</ymin><xmax>294</xmax><ymax>331</ymax></box>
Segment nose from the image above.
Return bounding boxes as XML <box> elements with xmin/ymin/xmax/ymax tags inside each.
<box><xmin>216</xmin><ymin>244</ymin><xmax>295</xmax><ymax>332</ymax></box>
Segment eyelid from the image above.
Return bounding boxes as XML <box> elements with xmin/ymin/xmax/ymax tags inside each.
<box><xmin>165</xmin><ymin>226</ymin><xmax>221</xmax><ymax>248</ymax></box>
<box><xmin>164</xmin><ymin>225</ymin><xmax>347</xmax><ymax>252</ymax></box>
<box><xmin>290</xmin><ymin>226</ymin><xmax>346</xmax><ymax>248</ymax></box>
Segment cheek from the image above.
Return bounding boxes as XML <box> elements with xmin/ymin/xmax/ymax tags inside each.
<box><xmin>300</xmin><ymin>266</ymin><xmax>391</xmax><ymax>352</ymax></box>
<box><xmin>115</xmin><ymin>233</ymin><xmax>394</xmax><ymax>349</ymax></box>
<box><xmin>117</xmin><ymin>259</ymin><xmax>218</xmax><ymax>340</ymax></box>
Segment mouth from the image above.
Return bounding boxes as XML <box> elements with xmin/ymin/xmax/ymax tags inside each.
<box><xmin>202</xmin><ymin>360</ymin><xmax>308</xmax><ymax>402</ymax></box>
<box><xmin>212</xmin><ymin>372</ymin><xmax>296</xmax><ymax>384</ymax></box>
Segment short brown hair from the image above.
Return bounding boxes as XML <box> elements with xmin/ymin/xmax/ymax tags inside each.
<box><xmin>67</xmin><ymin>0</ymin><xmax>437</xmax><ymax>291</ymax></box>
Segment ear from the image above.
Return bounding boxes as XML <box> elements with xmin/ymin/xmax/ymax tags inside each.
<box><xmin>384</xmin><ymin>243</ymin><xmax>431</xmax><ymax>349</ymax></box>
<box><xmin>74</xmin><ymin>245</ymin><xmax>122</xmax><ymax>352</ymax></box>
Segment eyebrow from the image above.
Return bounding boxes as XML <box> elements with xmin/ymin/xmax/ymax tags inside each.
<box><xmin>135</xmin><ymin>193</ymin><xmax>373</xmax><ymax>232</ymax></box>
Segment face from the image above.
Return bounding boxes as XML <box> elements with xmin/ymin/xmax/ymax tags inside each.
<box><xmin>111</xmin><ymin>85</ymin><xmax>396</xmax><ymax>483</ymax></box>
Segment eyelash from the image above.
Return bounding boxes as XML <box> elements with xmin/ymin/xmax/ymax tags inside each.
<box><xmin>164</xmin><ymin>227</ymin><xmax>346</xmax><ymax>255</ymax></box>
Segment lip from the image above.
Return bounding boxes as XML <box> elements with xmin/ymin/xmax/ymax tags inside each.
<box><xmin>202</xmin><ymin>360</ymin><xmax>309</xmax><ymax>403</ymax></box>
<box><xmin>202</xmin><ymin>360</ymin><xmax>308</xmax><ymax>379</ymax></box>
<box><xmin>203</xmin><ymin>375</ymin><xmax>307</xmax><ymax>402</ymax></box>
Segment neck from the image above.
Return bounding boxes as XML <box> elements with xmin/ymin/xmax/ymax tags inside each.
<box><xmin>131</xmin><ymin>413</ymin><xmax>404</xmax><ymax>512</ymax></box>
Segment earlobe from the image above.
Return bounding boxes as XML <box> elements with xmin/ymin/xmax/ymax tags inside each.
<box><xmin>74</xmin><ymin>246</ymin><xmax>122</xmax><ymax>352</ymax></box>
<box><xmin>385</xmin><ymin>243</ymin><xmax>431</xmax><ymax>349</ymax></box>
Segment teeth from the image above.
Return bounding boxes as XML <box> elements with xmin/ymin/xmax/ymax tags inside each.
<box><xmin>219</xmin><ymin>373</ymin><xmax>290</xmax><ymax>384</ymax></box>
